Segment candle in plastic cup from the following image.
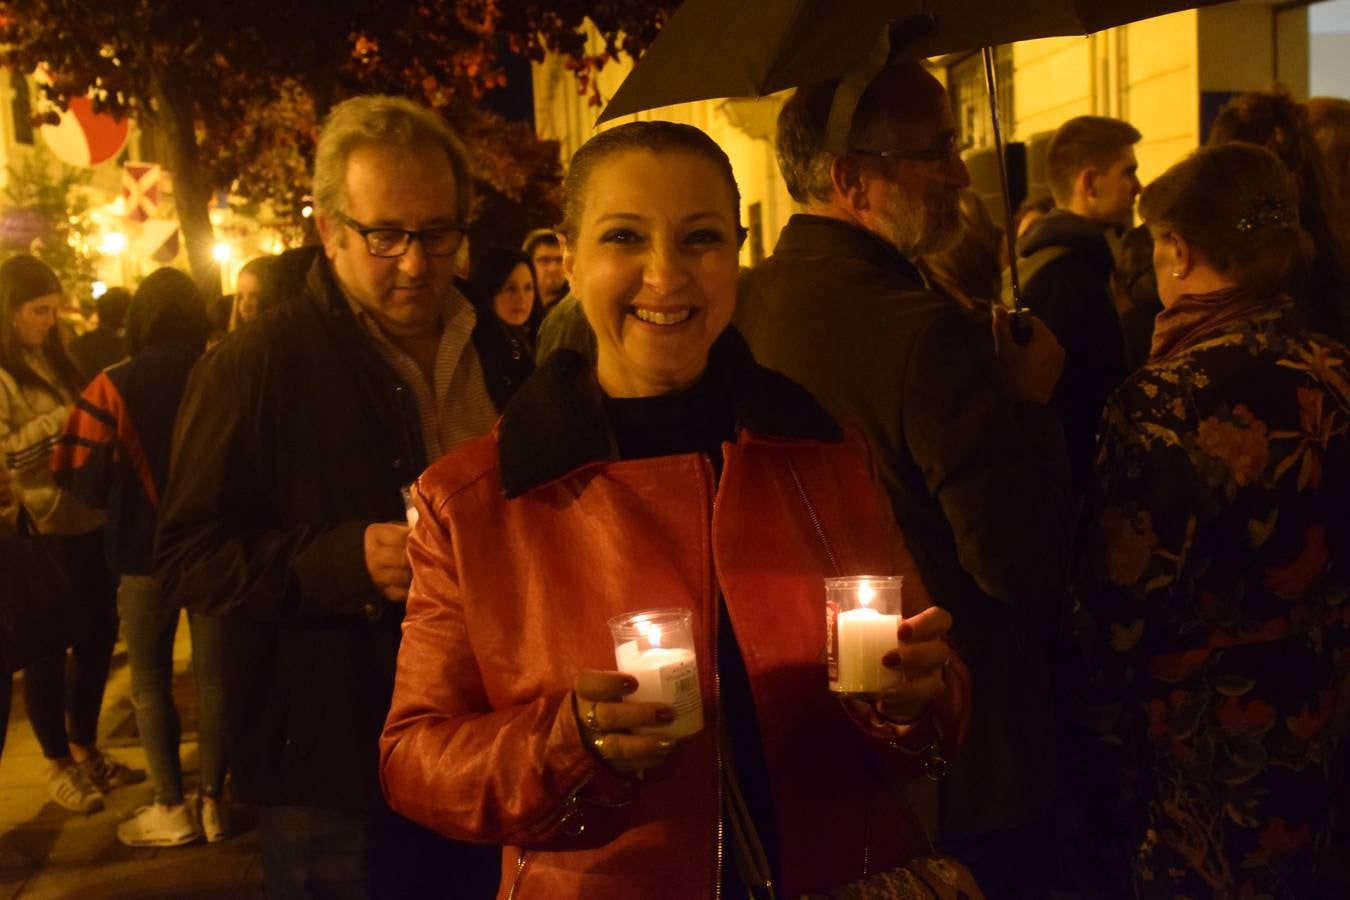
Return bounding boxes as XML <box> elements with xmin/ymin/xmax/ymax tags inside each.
<box><xmin>400</xmin><ymin>485</ymin><xmax>419</xmax><ymax>529</ymax></box>
<box><xmin>825</xmin><ymin>576</ymin><xmax>903</xmax><ymax>695</ymax></box>
<box><xmin>609</xmin><ymin>608</ymin><xmax>704</xmax><ymax>738</ymax></box>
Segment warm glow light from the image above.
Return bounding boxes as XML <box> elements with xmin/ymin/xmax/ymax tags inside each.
<box><xmin>301</xmin><ymin>205</ymin><xmax>313</xmax><ymax>219</ymax></box>
<box><xmin>648</xmin><ymin>625</ymin><xmax>663</xmax><ymax>648</ymax></box>
<box><xmin>211</xmin><ymin>242</ymin><xmax>233</xmax><ymax>262</ymax></box>
<box><xmin>91</xmin><ymin>281</ymin><xmax>107</xmax><ymax>299</ymax></box>
<box><xmin>858</xmin><ymin>580</ymin><xmax>876</xmax><ymax>608</ymax></box>
<box><xmin>101</xmin><ymin>232</ymin><xmax>126</xmax><ymax>254</ymax></box>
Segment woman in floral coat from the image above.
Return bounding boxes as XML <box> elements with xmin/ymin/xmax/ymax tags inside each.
<box><xmin>1074</xmin><ymin>142</ymin><xmax>1350</xmax><ymax>897</ymax></box>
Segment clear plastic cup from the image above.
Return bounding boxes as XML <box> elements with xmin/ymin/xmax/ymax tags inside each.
<box><xmin>824</xmin><ymin>576</ymin><xmax>903</xmax><ymax>695</ymax></box>
<box><xmin>608</xmin><ymin>608</ymin><xmax>704</xmax><ymax>737</ymax></box>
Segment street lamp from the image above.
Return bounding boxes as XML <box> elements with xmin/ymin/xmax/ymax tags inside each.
<box><xmin>101</xmin><ymin>232</ymin><xmax>127</xmax><ymax>254</ymax></box>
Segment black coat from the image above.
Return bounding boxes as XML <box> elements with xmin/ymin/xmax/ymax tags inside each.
<box><xmin>1018</xmin><ymin>209</ymin><xmax>1130</xmax><ymax>494</ymax></box>
<box><xmin>736</xmin><ymin>214</ymin><xmax>1071</xmax><ymax>838</ymax></box>
<box><xmin>154</xmin><ymin>256</ymin><xmax>509</xmax><ymax>813</ymax></box>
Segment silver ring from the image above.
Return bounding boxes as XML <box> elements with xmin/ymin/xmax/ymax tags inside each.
<box><xmin>592</xmin><ymin>733</ymin><xmax>607</xmax><ymax>756</ymax></box>
<box><xmin>584</xmin><ymin>701</ymin><xmax>601</xmax><ymax>733</ymax></box>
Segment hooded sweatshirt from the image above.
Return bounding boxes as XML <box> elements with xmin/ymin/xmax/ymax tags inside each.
<box><xmin>1017</xmin><ymin>209</ymin><xmax>1129</xmax><ymax>496</ymax></box>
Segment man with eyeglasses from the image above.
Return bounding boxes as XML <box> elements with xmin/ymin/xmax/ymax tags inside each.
<box><xmin>155</xmin><ymin>95</ymin><xmax>502</xmax><ymax>898</ymax></box>
<box><xmin>736</xmin><ymin>62</ymin><xmax>1071</xmax><ymax>896</ymax></box>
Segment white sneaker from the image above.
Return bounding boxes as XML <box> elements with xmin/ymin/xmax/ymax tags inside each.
<box><xmin>197</xmin><ymin>792</ymin><xmax>229</xmax><ymax>843</ymax></box>
<box><xmin>116</xmin><ymin>803</ymin><xmax>201</xmax><ymax>847</ymax></box>
<box><xmin>48</xmin><ymin>764</ymin><xmax>105</xmax><ymax>814</ymax></box>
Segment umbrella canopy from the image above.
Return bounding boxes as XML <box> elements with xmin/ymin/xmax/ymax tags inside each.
<box><xmin>599</xmin><ymin>0</ymin><xmax>1238</xmax><ymax>124</ymax></box>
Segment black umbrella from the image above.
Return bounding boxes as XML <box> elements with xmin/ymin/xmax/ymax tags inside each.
<box><xmin>598</xmin><ymin>0</ymin><xmax>1237</xmax><ymax>338</ymax></box>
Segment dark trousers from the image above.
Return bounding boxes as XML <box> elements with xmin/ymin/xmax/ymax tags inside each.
<box><xmin>258</xmin><ymin>804</ymin><xmax>499</xmax><ymax>900</ymax></box>
<box><xmin>942</xmin><ymin>821</ymin><xmax>1053</xmax><ymax>900</ymax></box>
<box><xmin>21</xmin><ymin>529</ymin><xmax>118</xmax><ymax>760</ymax></box>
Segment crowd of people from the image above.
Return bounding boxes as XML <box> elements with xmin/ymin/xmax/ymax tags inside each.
<box><xmin>0</xmin><ymin>63</ymin><xmax>1347</xmax><ymax>900</ymax></box>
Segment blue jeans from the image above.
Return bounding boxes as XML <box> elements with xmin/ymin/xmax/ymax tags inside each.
<box><xmin>258</xmin><ymin>805</ymin><xmax>498</xmax><ymax>900</ymax></box>
<box><xmin>117</xmin><ymin>574</ymin><xmax>227</xmax><ymax>806</ymax></box>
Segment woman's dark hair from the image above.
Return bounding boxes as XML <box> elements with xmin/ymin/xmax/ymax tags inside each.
<box><xmin>466</xmin><ymin>248</ymin><xmax>543</xmax><ymax>336</ymax></box>
<box><xmin>229</xmin><ymin>255</ymin><xmax>278</xmax><ymax>331</ymax></box>
<box><xmin>559</xmin><ymin>121</ymin><xmax>745</xmax><ymax>244</ymax></box>
<box><xmin>1140</xmin><ymin>142</ymin><xmax>1314</xmax><ymax>300</ymax></box>
<box><xmin>127</xmin><ymin>267</ymin><xmax>211</xmax><ymax>357</ymax></box>
<box><xmin>1208</xmin><ymin>90</ymin><xmax>1350</xmax><ymax>336</ymax></box>
<box><xmin>0</xmin><ymin>254</ymin><xmax>84</xmax><ymax>394</ymax></box>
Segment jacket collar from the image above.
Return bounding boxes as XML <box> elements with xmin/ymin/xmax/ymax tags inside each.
<box><xmin>498</xmin><ymin>327</ymin><xmax>842</xmax><ymax>498</ymax></box>
<box><xmin>774</xmin><ymin>213</ymin><xmax>925</xmax><ymax>285</ymax></box>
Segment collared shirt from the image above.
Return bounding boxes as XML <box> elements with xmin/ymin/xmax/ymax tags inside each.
<box><xmin>347</xmin><ymin>289</ymin><xmax>497</xmax><ymax>463</ymax></box>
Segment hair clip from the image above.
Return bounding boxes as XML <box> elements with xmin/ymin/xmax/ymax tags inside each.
<box><xmin>1236</xmin><ymin>197</ymin><xmax>1293</xmax><ymax>233</ymax></box>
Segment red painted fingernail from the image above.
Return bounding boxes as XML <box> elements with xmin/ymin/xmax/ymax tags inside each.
<box><xmin>655</xmin><ymin>707</ymin><xmax>676</xmax><ymax>723</ymax></box>
<box><xmin>898</xmin><ymin>624</ymin><xmax>914</xmax><ymax>642</ymax></box>
<box><xmin>882</xmin><ymin>651</ymin><xmax>902</xmax><ymax>668</ymax></box>
<box><xmin>657</xmin><ymin>738</ymin><xmax>677</xmax><ymax>750</ymax></box>
<box><xmin>620</xmin><ymin>676</ymin><xmax>639</xmax><ymax>691</ymax></box>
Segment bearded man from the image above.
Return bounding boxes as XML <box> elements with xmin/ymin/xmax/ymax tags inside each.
<box><xmin>736</xmin><ymin>61</ymin><xmax>1072</xmax><ymax>897</ymax></box>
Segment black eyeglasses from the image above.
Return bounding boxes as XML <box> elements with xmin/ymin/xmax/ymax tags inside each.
<box><xmin>334</xmin><ymin>211</ymin><xmax>467</xmax><ymax>259</ymax></box>
<box><xmin>849</xmin><ymin>133</ymin><xmax>959</xmax><ymax>164</ymax></box>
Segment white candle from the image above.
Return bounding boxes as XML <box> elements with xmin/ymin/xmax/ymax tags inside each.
<box><xmin>829</xmin><ymin>607</ymin><xmax>900</xmax><ymax>695</ymax></box>
<box><xmin>615</xmin><ymin>629</ymin><xmax>704</xmax><ymax>738</ymax></box>
<box><xmin>401</xmin><ymin>486</ymin><xmax>420</xmax><ymax>528</ymax></box>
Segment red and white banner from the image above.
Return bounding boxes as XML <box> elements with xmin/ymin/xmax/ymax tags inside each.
<box><xmin>34</xmin><ymin>67</ymin><xmax>130</xmax><ymax>168</ymax></box>
<box><xmin>123</xmin><ymin>163</ymin><xmax>160</xmax><ymax>223</ymax></box>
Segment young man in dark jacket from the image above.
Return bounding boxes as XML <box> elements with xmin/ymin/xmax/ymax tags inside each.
<box><xmin>736</xmin><ymin>62</ymin><xmax>1071</xmax><ymax>896</ymax></box>
<box><xmin>154</xmin><ymin>96</ymin><xmax>504</xmax><ymax>898</ymax></box>
<box><xmin>1016</xmin><ymin>116</ymin><xmax>1141</xmax><ymax>492</ymax></box>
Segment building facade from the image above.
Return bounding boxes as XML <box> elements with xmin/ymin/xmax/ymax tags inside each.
<box><xmin>533</xmin><ymin>1</ymin><xmax>1350</xmax><ymax>264</ymax></box>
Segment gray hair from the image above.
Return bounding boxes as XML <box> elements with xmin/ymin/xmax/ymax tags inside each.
<box><xmin>312</xmin><ymin>95</ymin><xmax>474</xmax><ymax>224</ymax></box>
<box><xmin>776</xmin><ymin>62</ymin><xmax>939</xmax><ymax>204</ymax></box>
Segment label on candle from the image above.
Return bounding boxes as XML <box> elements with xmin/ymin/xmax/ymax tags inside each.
<box><xmin>615</xmin><ymin>641</ymin><xmax>704</xmax><ymax>737</ymax></box>
<box><xmin>825</xmin><ymin>601</ymin><xmax>840</xmax><ymax>682</ymax></box>
<box><xmin>661</xmin><ymin>659</ymin><xmax>700</xmax><ymax>721</ymax></box>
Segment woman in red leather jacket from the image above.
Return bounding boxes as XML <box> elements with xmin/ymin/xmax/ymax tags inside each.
<box><xmin>380</xmin><ymin>121</ymin><xmax>971</xmax><ymax>899</ymax></box>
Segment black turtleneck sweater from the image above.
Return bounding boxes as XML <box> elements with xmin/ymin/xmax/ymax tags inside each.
<box><xmin>601</xmin><ymin>370</ymin><xmax>779</xmax><ymax>894</ymax></box>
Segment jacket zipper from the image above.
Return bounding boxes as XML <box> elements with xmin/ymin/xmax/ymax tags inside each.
<box><xmin>506</xmin><ymin>848</ymin><xmax>530</xmax><ymax>900</ymax></box>
<box><xmin>507</xmin><ymin>767</ymin><xmax>600</xmax><ymax>899</ymax></box>
<box><xmin>788</xmin><ymin>460</ymin><xmax>839</xmax><ymax>575</ymax></box>
<box><xmin>705</xmin><ymin>453</ymin><xmax>724</xmax><ymax>900</ymax></box>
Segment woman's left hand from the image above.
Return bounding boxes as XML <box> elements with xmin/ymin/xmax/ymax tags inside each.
<box><xmin>871</xmin><ymin>606</ymin><xmax>953</xmax><ymax>724</ymax></box>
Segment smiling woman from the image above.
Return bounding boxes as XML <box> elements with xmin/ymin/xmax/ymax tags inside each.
<box><xmin>563</xmin><ymin>147</ymin><xmax>742</xmax><ymax>398</ymax></box>
<box><xmin>380</xmin><ymin>121</ymin><xmax>973</xmax><ymax>899</ymax></box>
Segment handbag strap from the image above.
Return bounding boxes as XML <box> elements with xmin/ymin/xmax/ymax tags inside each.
<box><xmin>14</xmin><ymin>501</ymin><xmax>38</xmax><ymax>538</ymax></box>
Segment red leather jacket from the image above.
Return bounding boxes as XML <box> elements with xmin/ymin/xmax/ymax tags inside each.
<box><xmin>381</xmin><ymin>337</ymin><xmax>970</xmax><ymax>899</ymax></box>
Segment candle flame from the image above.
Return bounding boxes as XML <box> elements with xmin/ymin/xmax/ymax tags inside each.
<box><xmin>859</xmin><ymin>581</ymin><xmax>876</xmax><ymax>608</ymax></box>
<box><xmin>648</xmin><ymin>624</ymin><xmax>663</xmax><ymax>648</ymax></box>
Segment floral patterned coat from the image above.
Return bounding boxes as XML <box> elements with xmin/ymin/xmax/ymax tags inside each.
<box><xmin>1074</xmin><ymin>302</ymin><xmax>1350</xmax><ymax>897</ymax></box>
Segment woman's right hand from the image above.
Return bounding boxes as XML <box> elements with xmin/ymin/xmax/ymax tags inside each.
<box><xmin>574</xmin><ymin>670</ymin><xmax>679</xmax><ymax>775</ymax></box>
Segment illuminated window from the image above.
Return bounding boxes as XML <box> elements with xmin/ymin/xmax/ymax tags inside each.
<box><xmin>946</xmin><ymin>48</ymin><xmax>1013</xmax><ymax>152</ymax></box>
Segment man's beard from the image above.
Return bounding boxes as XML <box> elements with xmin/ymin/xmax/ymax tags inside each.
<box><xmin>873</xmin><ymin>188</ymin><xmax>962</xmax><ymax>259</ymax></box>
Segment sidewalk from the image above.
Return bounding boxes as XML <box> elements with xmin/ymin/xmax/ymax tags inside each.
<box><xmin>0</xmin><ymin>614</ymin><xmax>263</xmax><ymax>899</ymax></box>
